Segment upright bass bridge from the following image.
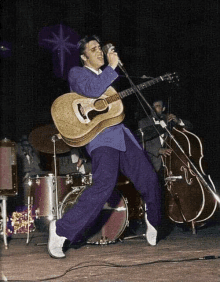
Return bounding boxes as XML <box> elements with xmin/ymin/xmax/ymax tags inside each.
<box><xmin>165</xmin><ymin>164</ymin><xmax>193</xmax><ymax>185</ymax></box>
<box><xmin>165</xmin><ymin>175</ymin><xmax>183</xmax><ymax>182</ymax></box>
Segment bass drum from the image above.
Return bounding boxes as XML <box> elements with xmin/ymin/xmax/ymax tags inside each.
<box><xmin>59</xmin><ymin>188</ymin><xmax>129</xmax><ymax>244</ymax></box>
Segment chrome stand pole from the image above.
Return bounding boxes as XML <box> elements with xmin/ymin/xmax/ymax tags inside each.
<box><xmin>52</xmin><ymin>135</ymin><xmax>59</xmax><ymax>220</ymax></box>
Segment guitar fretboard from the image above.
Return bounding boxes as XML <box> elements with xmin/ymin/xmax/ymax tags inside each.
<box><xmin>119</xmin><ymin>76</ymin><xmax>165</xmax><ymax>99</ymax></box>
<box><xmin>106</xmin><ymin>93</ymin><xmax>121</xmax><ymax>104</ymax></box>
<box><xmin>105</xmin><ymin>74</ymin><xmax>172</xmax><ymax>105</ymax></box>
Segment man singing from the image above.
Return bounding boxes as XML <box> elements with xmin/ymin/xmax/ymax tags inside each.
<box><xmin>48</xmin><ymin>35</ymin><xmax>161</xmax><ymax>258</ymax></box>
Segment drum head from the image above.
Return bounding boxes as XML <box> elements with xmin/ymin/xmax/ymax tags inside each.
<box><xmin>60</xmin><ymin>188</ymin><xmax>128</xmax><ymax>244</ymax></box>
<box><xmin>59</xmin><ymin>187</ymin><xmax>85</xmax><ymax>217</ymax></box>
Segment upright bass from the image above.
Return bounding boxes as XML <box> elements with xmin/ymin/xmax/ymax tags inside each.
<box><xmin>162</xmin><ymin>118</ymin><xmax>219</xmax><ymax>233</ymax></box>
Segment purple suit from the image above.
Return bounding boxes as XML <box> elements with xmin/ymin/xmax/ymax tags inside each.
<box><xmin>56</xmin><ymin>65</ymin><xmax>161</xmax><ymax>243</ymax></box>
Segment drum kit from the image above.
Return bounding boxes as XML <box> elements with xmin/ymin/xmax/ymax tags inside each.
<box><xmin>20</xmin><ymin>124</ymin><xmax>145</xmax><ymax>245</ymax></box>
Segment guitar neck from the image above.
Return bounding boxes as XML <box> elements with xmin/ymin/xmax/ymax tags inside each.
<box><xmin>119</xmin><ymin>76</ymin><xmax>165</xmax><ymax>99</ymax></box>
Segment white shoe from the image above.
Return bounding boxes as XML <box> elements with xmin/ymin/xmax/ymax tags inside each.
<box><xmin>145</xmin><ymin>213</ymin><xmax>157</xmax><ymax>246</ymax></box>
<box><xmin>48</xmin><ymin>220</ymin><xmax>66</xmax><ymax>258</ymax></box>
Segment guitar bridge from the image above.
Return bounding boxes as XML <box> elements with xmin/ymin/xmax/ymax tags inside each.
<box><xmin>78</xmin><ymin>104</ymin><xmax>86</xmax><ymax>119</ymax></box>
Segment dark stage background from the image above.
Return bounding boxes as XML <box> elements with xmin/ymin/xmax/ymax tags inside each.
<box><xmin>1</xmin><ymin>0</ymin><xmax>219</xmax><ymax>175</ymax></box>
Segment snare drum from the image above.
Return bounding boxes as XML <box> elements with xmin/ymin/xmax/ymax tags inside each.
<box><xmin>59</xmin><ymin>188</ymin><xmax>129</xmax><ymax>244</ymax></box>
<box><xmin>28</xmin><ymin>174</ymin><xmax>75</xmax><ymax>219</ymax></box>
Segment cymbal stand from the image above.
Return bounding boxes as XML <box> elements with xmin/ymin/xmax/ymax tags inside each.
<box><xmin>51</xmin><ymin>135</ymin><xmax>60</xmax><ymax>220</ymax></box>
<box><xmin>26</xmin><ymin>195</ymin><xmax>31</xmax><ymax>244</ymax></box>
<box><xmin>35</xmin><ymin>136</ymin><xmax>60</xmax><ymax>247</ymax></box>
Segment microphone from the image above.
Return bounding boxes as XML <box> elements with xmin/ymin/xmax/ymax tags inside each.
<box><xmin>102</xmin><ymin>43</ymin><xmax>123</xmax><ymax>67</ymax></box>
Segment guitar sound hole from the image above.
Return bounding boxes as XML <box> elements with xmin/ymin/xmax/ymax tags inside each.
<box><xmin>94</xmin><ymin>99</ymin><xmax>107</xmax><ymax>111</ymax></box>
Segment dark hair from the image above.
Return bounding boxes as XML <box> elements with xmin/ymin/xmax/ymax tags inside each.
<box><xmin>153</xmin><ymin>100</ymin><xmax>164</xmax><ymax>107</ymax></box>
<box><xmin>77</xmin><ymin>35</ymin><xmax>101</xmax><ymax>56</ymax></box>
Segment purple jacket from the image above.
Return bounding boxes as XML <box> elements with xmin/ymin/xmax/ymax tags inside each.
<box><xmin>68</xmin><ymin>65</ymin><xmax>141</xmax><ymax>155</ymax></box>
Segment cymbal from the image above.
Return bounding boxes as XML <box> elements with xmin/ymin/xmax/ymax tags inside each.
<box><xmin>29</xmin><ymin>124</ymin><xmax>71</xmax><ymax>154</ymax></box>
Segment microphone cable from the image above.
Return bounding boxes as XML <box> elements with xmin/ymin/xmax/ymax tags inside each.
<box><xmin>38</xmin><ymin>254</ymin><xmax>220</xmax><ymax>281</ymax></box>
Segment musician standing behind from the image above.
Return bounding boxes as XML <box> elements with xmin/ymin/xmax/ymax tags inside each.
<box><xmin>58</xmin><ymin>147</ymin><xmax>91</xmax><ymax>175</ymax></box>
<box><xmin>48</xmin><ymin>35</ymin><xmax>161</xmax><ymax>258</ymax></box>
<box><xmin>138</xmin><ymin>100</ymin><xmax>193</xmax><ymax>173</ymax></box>
<box><xmin>138</xmin><ymin>100</ymin><xmax>193</xmax><ymax>230</ymax></box>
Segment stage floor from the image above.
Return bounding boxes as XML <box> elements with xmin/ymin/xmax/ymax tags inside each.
<box><xmin>1</xmin><ymin>177</ymin><xmax>220</xmax><ymax>282</ymax></box>
<box><xmin>1</xmin><ymin>211</ymin><xmax>220</xmax><ymax>282</ymax></box>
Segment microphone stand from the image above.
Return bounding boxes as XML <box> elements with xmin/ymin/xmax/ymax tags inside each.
<box><xmin>51</xmin><ymin>135</ymin><xmax>60</xmax><ymax>220</ymax></box>
<box><xmin>118</xmin><ymin>64</ymin><xmax>158</xmax><ymax>120</ymax></box>
<box><xmin>118</xmin><ymin>64</ymin><xmax>220</xmax><ymax>206</ymax></box>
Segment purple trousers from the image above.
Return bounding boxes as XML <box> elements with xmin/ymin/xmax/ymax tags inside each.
<box><xmin>56</xmin><ymin>134</ymin><xmax>161</xmax><ymax>242</ymax></box>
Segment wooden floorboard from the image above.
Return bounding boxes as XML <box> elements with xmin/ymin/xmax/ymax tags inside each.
<box><xmin>1</xmin><ymin>178</ymin><xmax>220</xmax><ymax>282</ymax></box>
<box><xmin>1</xmin><ymin>214</ymin><xmax>220</xmax><ymax>282</ymax></box>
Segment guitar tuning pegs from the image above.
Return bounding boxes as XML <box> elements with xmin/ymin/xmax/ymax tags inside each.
<box><xmin>166</xmin><ymin>72</ymin><xmax>180</xmax><ymax>86</ymax></box>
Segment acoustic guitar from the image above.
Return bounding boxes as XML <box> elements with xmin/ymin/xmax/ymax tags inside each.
<box><xmin>51</xmin><ymin>73</ymin><xmax>177</xmax><ymax>147</ymax></box>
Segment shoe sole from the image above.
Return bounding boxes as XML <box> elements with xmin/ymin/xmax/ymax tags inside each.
<box><xmin>48</xmin><ymin>221</ymin><xmax>66</xmax><ymax>259</ymax></box>
<box><xmin>48</xmin><ymin>249</ymin><xmax>66</xmax><ymax>259</ymax></box>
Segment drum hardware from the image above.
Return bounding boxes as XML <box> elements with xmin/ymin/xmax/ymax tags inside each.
<box><xmin>69</xmin><ymin>172</ymin><xmax>93</xmax><ymax>187</ymax></box>
<box><xmin>27</xmin><ymin>195</ymin><xmax>35</xmax><ymax>245</ymax></box>
<box><xmin>93</xmin><ymin>236</ymin><xmax>110</xmax><ymax>245</ymax></box>
<box><xmin>27</xmin><ymin>177</ymin><xmax>33</xmax><ymax>187</ymax></box>
<box><xmin>35</xmin><ymin>175</ymin><xmax>41</xmax><ymax>185</ymax></box>
<box><xmin>123</xmin><ymin>200</ymin><xmax>147</xmax><ymax>241</ymax></box>
<box><xmin>65</xmin><ymin>174</ymin><xmax>73</xmax><ymax>185</ymax></box>
<box><xmin>71</xmin><ymin>186</ymin><xmax>83</xmax><ymax>192</ymax></box>
<box><xmin>81</xmin><ymin>173</ymin><xmax>92</xmax><ymax>185</ymax></box>
<box><xmin>34</xmin><ymin>208</ymin><xmax>39</xmax><ymax>219</ymax></box>
<box><xmin>123</xmin><ymin>234</ymin><xmax>145</xmax><ymax>240</ymax></box>
<box><xmin>103</xmin><ymin>206</ymin><xmax>127</xmax><ymax>212</ymax></box>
